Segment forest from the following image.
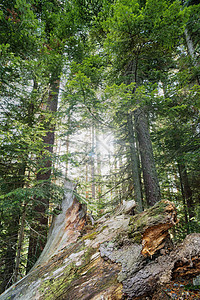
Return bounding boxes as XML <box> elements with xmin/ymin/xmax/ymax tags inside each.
<box><xmin>0</xmin><ymin>0</ymin><xmax>199</xmax><ymax>299</ymax></box>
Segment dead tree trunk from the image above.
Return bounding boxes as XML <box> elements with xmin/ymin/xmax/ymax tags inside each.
<box><xmin>1</xmin><ymin>183</ymin><xmax>200</xmax><ymax>300</ymax></box>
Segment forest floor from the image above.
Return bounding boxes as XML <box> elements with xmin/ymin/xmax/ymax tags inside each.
<box><xmin>151</xmin><ymin>277</ymin><xmax>200</xmax><ymax>300</ymax></box>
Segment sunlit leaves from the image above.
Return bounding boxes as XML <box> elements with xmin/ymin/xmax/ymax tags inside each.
<box><xmin>70</xmin><ymin>55</ymin><xmax>105</xmax><ymax>88</ymax></box>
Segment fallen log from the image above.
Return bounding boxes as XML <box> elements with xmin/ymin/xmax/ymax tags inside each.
<box><xmin>0</xmin><ymin>181</ymin><xmax>200</xmax><ymax>300</ymax></box>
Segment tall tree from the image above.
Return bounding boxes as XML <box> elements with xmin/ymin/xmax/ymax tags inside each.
<box><xmin>26</xmin><ymin>0</ymin><xmax>80</xmax><ymax>269</ymax></box>
<box><xmin>101</xmin><ymin>0</ymin><xmax>188</xmax><ymax>206</ymax></box>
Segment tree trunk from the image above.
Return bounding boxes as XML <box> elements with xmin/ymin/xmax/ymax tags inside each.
<box><xmin>85</xmin><ymin>162</ymin><xmax>89</xmax><ymax>200</ymax></box>
<box><xmin>2</xmin><ymin>182</ymin><xmax>200</xmax><ymax>300</ymax></box>
<box><xmin>27</xmin><ymin>71</ymin><xmax>61</xmax><ymax>271</ymax></box>
<box><xmin>29</xmin><ymin>181</ymin><xmax>86</xmax><ymax>270</ymax></box>
<box><xmin>91</xmin><ymin>124</ymin><xmax>95</xmax><ymax>200</ymax></box>
<box><xmin>65</xmin><ymin>115</ymin><xmax>71</xmax><ymax>178</ymax></box>
<box><xmin>177</xmin><ymin>161</ymin><xmax>194</xmax><ymax>223</ymax></box>
<box><xmin>96</xmin><ymin>127</ymin><xmax>102</xmax><ymax>202</ymax></box>
<box><xmin>0</xmin><ymin>163</ymin><xmax>26</xmax><ymax>293</ymax></box>
<box><xmin>127</xmin><ymin>113</ymin><xmax>143</xmax><ymax>212</ymax></box>
<box><xmin>134</xmin><ymin>107</ymin><xmax>161</xmax><ymax>206</ymax></box>
<box><xmin>185</xmin><ymin>28</ymin><xmax>200</xmax><ymax>85</ymax></box>
<box><xmin>0</xmin><ymin>214</ymin><xmax>20</xmax><ymax>294</ymax></box>
<box><xmin>13</xmin><ymin>205</ymin><xmax>26</xmax><ymax>283</ymax></box>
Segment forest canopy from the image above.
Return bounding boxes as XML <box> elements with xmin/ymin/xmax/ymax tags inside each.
<box><xmin>0</xmin><ymin>0</ymin><xmax>199</xmax><ymax>293</ymax></box>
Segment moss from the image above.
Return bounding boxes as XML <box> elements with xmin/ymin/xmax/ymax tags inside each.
<box><xmin>112</xmin><ymin>231</ymin><xmax>131</xmax><ymax>249</ymax></box>
<box><xmin>128</xmin><ymin>200</ymin><xmax>169</xmax><ymax>237</ymax></box>
<box><xmin>79</xmin><ymin>247</ymin><xmax>97</xmax><ymax>268</ymax></box>
<box><xmin>131</xmin><ymin>232</ymin><xmax>142</xmax><ymax>244</ymax></box>
<box><xmin>39</xmin><ymin>263</ymin><xmax>78</xmax><ymax>300</ymax></box>
<box><xmin>38</xmin><ymin>244</ymin><xmax>97</xmax><ymax>299</ymax></box>
<box><xmin>147</xmin><ymin>202</ymin><xmax>166</xmax><ymax>218</ymax></box>
<box><xmin>128</xmin><ymin>214</ymin><xmax>147</xmax><ymax>235</ymax></box>
<box><xmin>81</xmin><ymin>231</ymin><xmax>97</xmax><ymax>240</ymax></box>
<box><xmin>60</xmin><ymin>246</ymin><xmax>121</xmax><ymax>299</ymax></box>
<box><xmin>98</xmin><ymin>225</ymin><xmax>108</xmax><ymax>233</ymax></box>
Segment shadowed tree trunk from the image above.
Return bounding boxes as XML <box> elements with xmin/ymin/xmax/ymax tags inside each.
<box><xmin>127</xmin><ymin>112</ymin><xmax>143</xmax><ymax>212</ymax></box>
<box><xmin>0</xmin><ymin>163</ymin><xmax>26</xmax><ymax>293</ymax></box>
<box><xmin>0</xmin><ymin>213</ymin><xmax>20</xmax><ymax>294</ymax></box>
<box><xmin>91</xmin><ymin>124</ymin><xmax>95</xmax><ymax>200</ymax></box>
<box><xmin>134</xmin><ymin>107</ymin><xmax>161</xmax><ymax>206</ymax></box>
<box><xmin>177</xmin><ymin>161</ymin><xmax>194</xmax><ymax>223</ymax></box>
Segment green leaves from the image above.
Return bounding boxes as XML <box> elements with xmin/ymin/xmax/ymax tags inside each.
<box><xmin>0</xmin><ymin>1</ymin><xmax>41</xmax><ymax>57</ymax></box>
<box><xmin>186</xmin><ymin>3</ymin><xmax>200</xmax><ymax>48</ymax></box>
<box><xmin>104</xmin><ymin>82</ymin><xmax>136</xmax><ymax>112</ymax></box>
<box><xmin>71</xmin><ymin>55</ymin><xmax>105</xmax><ymax>87</ymax></box>
<box><xmin>103</xmin><ymin>0</ymin><xmax>189</xmax><ymax>85</ymax></box>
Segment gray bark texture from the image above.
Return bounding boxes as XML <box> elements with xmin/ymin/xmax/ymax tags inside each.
<box><xmin>185</xmin><ymin>28</ymin><xmax>200</xmax><ymax>85</ymax></box>
<box><xmin>134</xmin><ymin>107</ymin><xmax>160</xmax><ymax>206</ymax></box>
<box><xmin>0</xmin><ymin>181</ymin><xmax>200</xmax><ymax>300</ymax></box>
<box><xmin>127</xmin><ymin>113</ymin><xmax>143</xmax><ymax>212</ymax></box>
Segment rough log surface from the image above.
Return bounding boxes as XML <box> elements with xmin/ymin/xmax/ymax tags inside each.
<box><xmin>0</xmin><ymin>182</ymin><xmax>200</xmax><ymax>300</ymax></box>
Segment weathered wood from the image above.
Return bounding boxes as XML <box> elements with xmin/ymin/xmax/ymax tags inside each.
<box><xmin>129</xmin><ymin>200</ymin><xmax>177</xmax><ymax>257</ymax></box>
<box><xmin>32</xmin><ymin>181</ymin><xmax>87</xmax><ymax>270</ymax></box>
<box><xmin>0</xmin><ymin>184</ymin><xmax>200</xmax><ymax>300</ymax></box>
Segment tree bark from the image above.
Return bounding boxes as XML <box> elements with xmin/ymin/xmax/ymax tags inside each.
<box><xmin>96</xmin><ymin>126</ymin><xmax>102</xmax><ymax>202</ymax></box>
<box><xmin>0</xmin><ymin>214</ymin><xmax>20</xmax><ymax>294</ymax></box>
<box><xmin>185</xmin><ymin>28</ymin><xmax>200</xmax><ymax>85</ymax></box>
<box><xmin>13</xmin><ymin>205</ymin><xmax>26</xmax><ymax>283</ymax></box>
<box><xmin>177</xmin><ymin>161</ymin><xmax>194</xmax><ymax>224</ymax></box>
<box><xmin>134</xmin><ymin>107</ymin><xmax>161</xmax><ymax>206</ymax></box>
<box><xmin>2</xmin><ymin>183</ymin><xmax>200</xmax><ymax>300</ymax></box>
<box><xmin>0</xmin><ymin>164</ymin><xmax>25</xmax><ymax>293</ymax></box>
<box><xmin>127</xmin><ymin>113</ymin><xmax>143</xmax><ymax>212</ymax></box>
<box><xmin>91</xmin><ymin>124</ymin><xmax>95</xmax><ymax>200</ymax></box>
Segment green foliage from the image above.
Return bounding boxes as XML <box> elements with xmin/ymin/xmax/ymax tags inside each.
<box><xmin>0</xmin><ymin>0</ymin><xmax>42</xmax><ymax>56</ymax></box>
<box><xmin>0</xmin><ymin>0</ymin><xmax>199</xmax><ymax>292</ymax></box>
<box><xmin>186</xmin><ymin>3</ymin><xmax>200</xmax><ymax>48</ymax></box>
<box><xmin>0</xmin><ymin>0</ymin><xmax>81</xmax><ymax>290</ymax></box>
<box><xmin>184</xmin><ymin>284</ymin><xmax>200</xmax><ymax>291</ymax></box>
<box><xmin>102</xmin><ymin>0</ymin><xmax>189</xmax><ymax>84</ymax></box>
